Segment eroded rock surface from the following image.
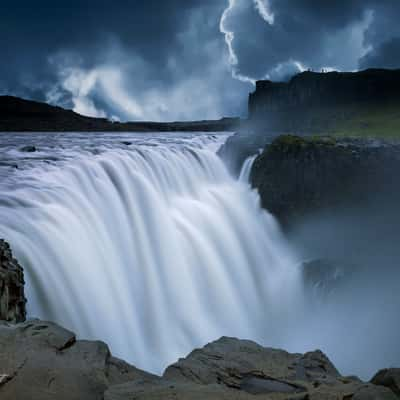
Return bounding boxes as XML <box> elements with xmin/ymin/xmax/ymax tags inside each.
<box><xmin>371</xmin><ymin>368</ymin><xmax>400</xmax><ymax>397</ymax></box>
<box><xmin>0</xmin><ymin>319</ymin><xmax>154</xmax><ymax>400</ymax></box>
<box><xmin>106</xmin><ymin>336</ymin><xmax>398</xmax><ymax>400</ymax></box>
<box><xmin>0</xmin><ymin>239</ymin><xmax>26</xmax><ymax>322</ymax></box>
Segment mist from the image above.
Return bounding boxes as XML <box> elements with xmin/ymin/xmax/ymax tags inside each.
<box><xmin>286</xmin><ymin>191</ymin><xmax>400</xmax><ymax>379</ymax></box>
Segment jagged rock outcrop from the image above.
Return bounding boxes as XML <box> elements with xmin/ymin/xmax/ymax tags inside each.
<box><xmin>0</xmin><ymin>319</ymin><xmax>398</xmax><ymax>399</ymax></box>
<box><xmin>0</xmin><ymin>319</ymin><xmax>155</xmax><ymax>400</ymax></box>
<box><xmin>371</xmin><ymin>369</ymin><xmax>400</xmax><ymax>397</ymax></box>
<box><xmin>217</xmin><ymin>129</ymin><xmax>270</xmax><ymax>176</ymax></box>
<box><xmin>0</xmin><ymin>239</ymin><xmax>26</xmax><ymax>322</ymax></box>
<box><xmin>250</xmin><ymin>135</ymin><xmax>400</xmax><ymax>227</ymax></box>
<box><xmin>106</xmin><ymin>337</ymin><xmax>398</xmax><ymax>399</ymax></box>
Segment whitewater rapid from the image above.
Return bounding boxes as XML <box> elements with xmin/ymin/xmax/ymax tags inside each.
<box><xmin>0</xmin><ymin>133</ymin><xmax>301</xmax><ymax>373</ymax></box>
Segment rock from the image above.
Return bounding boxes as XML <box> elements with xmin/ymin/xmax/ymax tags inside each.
<box><xmin>19</xmin><ymin>145</ymin><xmax>37</xmax><ymax>152</ymax></box>
<box><xmin>250</xmin><ymin>134</ymin><xmax>400</xmax><ymax>227</ymax></box>
<box><xmin>0</xmin><ymin>319</ymin><xmax>154</xmax><ymax>400</ymax></box>
<box><xmin>0</xmin><ymin>239</ymin><xmax>26</xmax><ymax>322</ymax></box>
<box><xmin>371</xmin><ymin>368</ymin><xmax>400</xmax><ymax>397</ymax></box>
<box><xmin>106</xmin><ymin>336</ymin><xmax>391</xmax><ymax>400</ymax></box>
<box><xmin>351</xmin><ymin>384</ymin><xmax>398</xmax><ymax>399</ymax></box>
<box><xmin>217</xmin><ymin>130</ymin><xmax>270</xmax><ymax>176</ymax></box>
<box><xmin>301</xmin><ymin>258</ymin><xmax>348</xmax><ymax>301</ymax></box>
<box><xmin>120</xmin><ymin>141</ymin><xmax>132</xmax><ymax>146</ymax></box>
<box><xmin>0</xmin><ymin>324</ymin><xmax>395</xmax><ymax>400</ymax></box>
<box><xmin>105</xmin><ymin>376</ymin><xmax>250</xmax><ymax>400</ymax></box>
<box><xmin>164</xmin><ymin>336</ymin><xmax>337</xmax><ymax>388</ymax></box>
<box><xmin>248</xmin><ymin>69</ymin><xmax>400</xmax><ymax>135</ymax></box>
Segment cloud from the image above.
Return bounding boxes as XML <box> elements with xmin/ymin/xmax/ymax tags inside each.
<box><xmin>1</xmin><ymin>0</ymin><xmax>400</xmax><ymax>120</ymax></box>
<box><xmin>359</xmin><ymin>37</ymin><xmax>400</xmax><ymax>69</ymax></box>
<box><xmin>219</xmin><ymin>0</ymin><xmax>380</xmax><ymax>83</ymax></box>
<box><xmin>0</xmin><ymin>0</ymin><xmax>249</xmax><ymax>121</ymax></box>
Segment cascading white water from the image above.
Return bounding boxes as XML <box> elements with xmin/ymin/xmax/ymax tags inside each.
<box><xmin>239</xmin><ymin>154</ymin><xmax>258</xmax><ymax>182</ymax></box>
<box><xmin>0</xmin><ymin>134</ymin><xmax>302</xmax><ymax>373</ymax></box>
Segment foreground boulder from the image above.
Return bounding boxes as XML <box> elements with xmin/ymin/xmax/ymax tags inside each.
<box><xmin>0</xmin><ymin>239</ymin><xmax>26</xmax><ymax>322</ymax></box>
<box><xmin>371</xmin><ymin>369</ymin><xmax>400</xmax><ymax>397</ymax></box>
<box><xmin>0</xmin><ymin>319</ymin><xmax>154</xmax><ymax>400</ymax></box>
<box><xmin>106</xmin><ymin>337</ymin><xmax>397</xmax><ymax>399</ymax></box>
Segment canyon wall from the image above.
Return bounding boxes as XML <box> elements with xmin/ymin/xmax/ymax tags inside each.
<box><xmin>248</xmin><ymin>68</ymin><xmax>400</xmax><ymax>134</ymax></box>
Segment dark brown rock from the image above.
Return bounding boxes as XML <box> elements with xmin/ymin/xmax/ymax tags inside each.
<box><xmin>0</xmin><ymin>239</ymin><xmax>26</xmax><ymax>322</ymax></box>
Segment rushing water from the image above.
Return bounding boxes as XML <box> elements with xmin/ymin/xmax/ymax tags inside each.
<box><xmin>0</xmin><ymin>132</ymin><xmax>302</xmax><ymax>373</ymax></box>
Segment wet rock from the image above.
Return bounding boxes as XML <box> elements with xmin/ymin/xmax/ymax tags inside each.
<box><xmin>19</xmin><ymin>145</ymin><xmax>37</xmax><ymax>152</ymax></box>
<box><xmin>250</xmin><ymin>135</ymin><xmax>400</xmax><ymax>227</ymax></box>
<box><xmin>0</xmin><ymin>239</ymin><xmax>26</xmax><ymax>322</ymax></box>
<box><xmin>0</xmin><ymin>319</ymin><xmax>154</xmax><ymax>400</ymax></box>
<box><xmin>120</xmin><ymin>141</ymin><xmax>132</xmax><ymax>146</ymax></box>
<box><xmin>217</xmin><ymin>127</ymin><xmax>273</xmax><ymax>176</ymax></box>
<box><xmin>371</xmin><ymin>368</ymin><xmax>400</xmax><ymax>397</ymax></box>
<box><xmin>301</xmin><ymin>258</ymin><xmax>349</xmax><ymax>301</ymax></box>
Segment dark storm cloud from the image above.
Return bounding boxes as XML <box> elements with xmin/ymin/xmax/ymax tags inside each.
<box><xmin>222</xmin><ymin>0</ymin><xmax>400</xmax><ymax>83</ymax></box>
<box><xmin>360</xmin><ymin>37</ymin><xmax>400</xmax><ymax>69</ymax></box>
<box><xmin>1</xmin><ymin>0</ymin><xmax>399</xmax><ymax>120</ymax></box>
<box><xmin>0</xmin><ymin>0</ymin><xmax>249</xmax><ymax>120</ymax></box>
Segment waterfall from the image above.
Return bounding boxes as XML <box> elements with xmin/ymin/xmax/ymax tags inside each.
<box><xmin>0</xmin><ymin>138</ymin><xmax>301</xmax><ymax>373</ymax></box>
<box><xmin>239</xmin><ymin>154</ymin><xmax>258</xmax><ymax>182</ymax></box>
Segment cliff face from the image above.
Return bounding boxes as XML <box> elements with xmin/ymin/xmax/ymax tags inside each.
<box><xmin>250</xmin><ymin>135</ymin><xmax>400</xmax><ymax>227</ymax></box>
<box><xmin>0</xmin><ymin>239</ymin><xmax>26</xmax><ymax>322</ymax></box>
<box><xmin>248</xmin><ymin>68</ymin><xmax>400</xmax><ymax>135</ymax></box>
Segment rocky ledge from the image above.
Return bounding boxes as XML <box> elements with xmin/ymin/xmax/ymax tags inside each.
<box><xmin>0</xmin><ymin>320</ymin><xmax>399</xmax><ymax>399</ymax></box>
<box><xmin>250</xmin><ymin>135</ymin><xmax>400</xmax><ymax>227</ymax></box>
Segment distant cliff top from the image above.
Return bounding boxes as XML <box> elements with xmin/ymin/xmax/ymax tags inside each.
<box><xmin>250</xmin><ymin>68</ymin><xmax>400</xmax><ymax>112</ymax></box>
<box><xmin>0</xmin><ymin>96</ymin><xmax>240</xmax><ymax>132</ymax></box>
<box><xmin>248</xmin><ymin>68</ymin><xmax>400</xmax><ymax>138</ymax></box>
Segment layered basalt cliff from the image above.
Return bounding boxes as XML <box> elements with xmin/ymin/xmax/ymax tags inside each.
<box><xmin>248</xmin><ymin>68</ymin><xmax>400</xmax><ymax>135</ymax></box>
<box><xmin>250</xmin><ymin>135</ymin><xmax>400</xmax><ymax>227</ymax></box>
<box><xmin>219</xmin><ymin>68</ymin><xmax>400</xmax><ymax>176</ymax></box>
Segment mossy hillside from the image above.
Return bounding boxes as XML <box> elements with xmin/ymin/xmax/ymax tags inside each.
<box><xmin>284</xmin><ymin>100</ymin><xmax>400</xmax><ymax>139</ymax></box>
